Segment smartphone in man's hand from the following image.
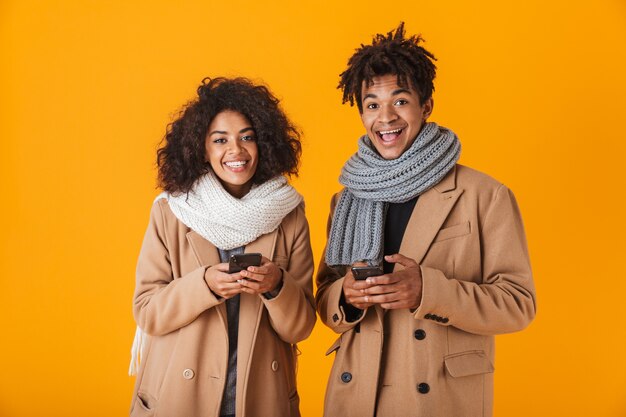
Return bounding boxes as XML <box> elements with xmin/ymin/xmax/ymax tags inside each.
<box><xmin>351</xmin><ymin>266</ymin><xmax>384</xmax><ymax>280</ymax></box>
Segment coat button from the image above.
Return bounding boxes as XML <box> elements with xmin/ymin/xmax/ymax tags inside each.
<box><xmin>417</xmin><ymin>382</ymin><xmax>430</xmax><ymax>394</ymax></box>
<box><xmin>341</xmin><ymin>372</ymin><xmax>352</xmax><ymax>383</ymax></box>
<box><xmin>271</xmin><ymin>361</ymin><xmax>279</xmax><ymax>372</ymax></box>
<box><xmin>442</xmin><ymin>318</ymin><xmax>449</xmax><ymax>323</ymax></box>
<box><xmin>332</xmin><ymin>313</ymin><xmax>339</xmax><ymax>322</ymax></box>
<box><xmin>182</xmin><ymin>368</ymin><xmax>195</xmax><ymax>379</ymax></box>
<box><xmin>414</xmin><ymin>329</ymin><xmax>426</xmax><ymax>340</ymax></box>
<box><xmin>424</xmin><ymin>313</ymin><xmax>432</xmax><ymax>320</ymax></box>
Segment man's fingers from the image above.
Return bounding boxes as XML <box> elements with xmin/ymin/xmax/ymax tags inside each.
<box><xmin>384</xmin><ymin>253</ymin><xmax>418</xmax><ymax>267</ymax></box>
<box><xmin>361</xmin><ymin>283</ymin><xmax>397</xmax><ymax>295</ymax></box>
<box><xmin>364</xmin><ymin>293</ymin><xmax>400</xmax><ymax>304</ymax></box>
<box><xmin>364</xmin><ymin>274</ymin><xmax>399</xmax><ymax>286</ymax></box>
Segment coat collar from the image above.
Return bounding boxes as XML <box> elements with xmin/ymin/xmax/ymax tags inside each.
<box><xmin>396</xmin><ymin>165</ymin><xmax>463</xmax><ymax>267</ymax></box>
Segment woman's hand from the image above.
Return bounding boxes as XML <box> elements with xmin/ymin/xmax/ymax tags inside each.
<box><xmin>238</xmin><ymin>256</ymin><xmax>283</xmax><ymax>296</ymax></box>
<box><xmin>204</xmin><ymin>263</ymin><xmax>243</xmax><ymax>299</ymax></box>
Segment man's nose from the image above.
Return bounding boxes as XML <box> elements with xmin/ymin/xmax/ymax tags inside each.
<box><xmin>379</xmin><ymin>104</ymin><xmax>398</xmax><ymax>123</ymax></box>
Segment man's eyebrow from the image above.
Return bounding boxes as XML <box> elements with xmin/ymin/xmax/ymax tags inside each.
<box><xmin>392</xmin><ymin>88</ymin><xmax>412</xmax><ymax>96</ymax></box>
<box><xmin>362</xmin><ymin>88</ymin><xmax>413</xmax><ymax>101</ymax></box>
<box><xmin>208</xmin><ymin>127</ymin><xmax>254</xmax><ymax>136</ymax></box>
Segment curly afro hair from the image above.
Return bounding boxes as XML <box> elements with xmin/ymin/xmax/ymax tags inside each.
<box><xmin>338</xmin><ymin>22</ymin><xmax>437</xmax><ymax>112</ymax></box>
<box><xmin>156</xmin><ymin>77</ymin><xmax>301</xmax><ymax>194</ymax></box>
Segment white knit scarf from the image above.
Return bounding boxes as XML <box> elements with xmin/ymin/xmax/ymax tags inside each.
<box><xmin>129</xmin><ymin>172</ymin><xmax>302</xmax><ymax>375</ymax></box>
<box><xmin>165</xmin><ymin>171</ymin><xmax>303</xmax><ymax>250</ymax></box>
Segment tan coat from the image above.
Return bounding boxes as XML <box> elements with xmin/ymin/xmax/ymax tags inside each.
<box><xmin>316</xmin><ymin>165</ymin><xmax>536</xmax><ymax>417</ymax></box>
<box><xmin>130</xmin><ymin>199</ymin><xmax>316</xmax><ymax>417</ymax></box>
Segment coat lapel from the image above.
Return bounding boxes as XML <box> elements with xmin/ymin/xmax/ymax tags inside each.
<box><xmin>186</xmin><ymin>230</ymin><xmax>227</xmax><ymax>328</ymax></box>
<box><xmin>235</xmin><ymin>228</ymin><xmax>279</xmax><ymax>416</ymax></box>
<box><xmin>396</xmin><ymin>166</ymin><xmax>463</xmax><ymax>268</ymax></box>
<box><xmin>238</xmin><ymin>228</ymin><xmax>279</xmax><ymax>344</ymax></box>
<box><xmin>186</xmin><ymin>230</ymin><xmax>222</xmax><ymax>267</ymax></box>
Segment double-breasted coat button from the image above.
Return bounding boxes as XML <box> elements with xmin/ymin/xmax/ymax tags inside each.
<box><xmin>414</xmin><ymin>329</ymin><xmax>426</xmax><ymax>340</ymax></box>
<box><xmin>271</xmin><ymin>361</ymin><xmax>279</xmax><ymax>372</ymax></box>
<box><xmin>435</xmin><ymin>316</ymin><xmax>443</xmax><ymax>322</ymax></box>
<box><xmin>442</xmin><ymin>318</ymin><xmax>449</xmax><ymax>323</ymax></box>
<box><xmin>417</xmin><ymin>383</ymin><xmax>430</xmax><ymax>394</ymax></box>
<box><xmin>182</xmin><ymin>368</ymin><xmax>195</xmax><ymax>380</ymax></box>
<box><xmin>424</xmin><ymin>313</ymin><xmax>432</xmax><ymax>320</ymax></box>
<box><xmin>341</xmin><ymin>372</ymin><xmax>352</xmax><ymax>383</ymax></box>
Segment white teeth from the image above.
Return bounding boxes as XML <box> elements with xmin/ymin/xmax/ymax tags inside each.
<box><xmin>379</xmin><ymin>128</ymin><xmax>402</xmax><ymax>135</ymax></box>
<box><xmin>225</xmin><ymin>161</ymin><xmax>247</xmax><ymax>168</ymax></box>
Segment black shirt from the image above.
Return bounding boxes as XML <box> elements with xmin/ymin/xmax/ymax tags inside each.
<box><xmin>383</xmin><ymin>197</ymin><xmax>419</xmax><ymax>274</ymax></box>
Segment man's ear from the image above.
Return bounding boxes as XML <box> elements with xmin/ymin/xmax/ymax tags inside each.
<box><xmin>423</xmin><ymin>97</ymin><xmax>434</xmax><ymax>120</ymax></box>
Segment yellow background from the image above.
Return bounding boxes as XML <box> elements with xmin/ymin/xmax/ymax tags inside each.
<box><xmin>1</xmin><ymin>0</ymin><xmax>625</xmax><ymax>416</ymax></box>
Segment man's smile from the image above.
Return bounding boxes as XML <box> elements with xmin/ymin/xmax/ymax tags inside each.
<box><xmin>377</xmin><ymin>127</ymin><xmax>405</xmax><ymax>142</ymax></box>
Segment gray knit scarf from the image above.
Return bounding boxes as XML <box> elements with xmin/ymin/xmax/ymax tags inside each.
<box><xmin>325</xmin><ymin>122</ymin><xmax>461</xmax><ymax>266</ymax></box>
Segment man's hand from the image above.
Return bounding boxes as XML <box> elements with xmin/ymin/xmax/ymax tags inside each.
<box><xmin>342</xmin><ymin>262</ymin><xmax>377</xmax><ymax>310</ymax></box>
<box><xmin>238</xmin><ymin>256</ymin><xmax>283</xmax><ymax>296</ymax></box>
<box><xmin>359</xmin><ymin>254</ymin><xmax>423</xmax><ymax>310</ymax></box>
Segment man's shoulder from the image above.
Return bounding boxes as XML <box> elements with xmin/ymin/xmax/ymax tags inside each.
<box><xmin>455</xmin><ymin>164</ymin><xmax>504</xmax><ymax>191</ymax></box>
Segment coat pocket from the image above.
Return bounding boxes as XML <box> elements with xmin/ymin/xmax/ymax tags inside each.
<box><xmin>444</xmin><ymin>350</ymin><xmax>494</xmax><ymax>377</ymax></box>
<box><xmin>433</xmin><ymin>221</ymin><xmax>471</xmax><ymax>243</ymax></box>
<box><xmin>131</xmin><ymin>391</ymin><xmax>157</xmax><ymax>416</ymax></box>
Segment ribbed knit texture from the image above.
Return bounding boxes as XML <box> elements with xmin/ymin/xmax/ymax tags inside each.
<box><xmin>325</xmin><ymin>122</ymin><xmax>461</xmax><ymax>266</ymax></box>
<box><xmin>165</xmin><ymin>171</ymin><xmax>302</xmax><ymax>250</ymax></box>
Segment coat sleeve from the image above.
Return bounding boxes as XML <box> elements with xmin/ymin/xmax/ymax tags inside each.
<box><xmin>414</xmin><ymin>185</ymin><xmax>537</xmax><ymax>335</ymax></box>
<box><xmin>315</xmin><ymin>193</ymin><xmax>368</xmax><ymax>334</ymax></box>
<box><xmin>261</xmin><ymin>204</ymin><xmax>317</xmax><ymax>344</ymax></box>
<box><xmin>133</xmin><ymin>200</ymin><xmax>222</xmax><ymax>336</ymax></box>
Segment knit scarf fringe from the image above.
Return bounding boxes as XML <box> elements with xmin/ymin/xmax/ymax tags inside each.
<box><xmin>325</xmin><ymin>122</ymin><xmax>461</xmax><ymax>266</ymax></box>
<box><xmin>129</xmin><ymin>172</ymin><xmax>302</xmax><ymax>375</ymax></box>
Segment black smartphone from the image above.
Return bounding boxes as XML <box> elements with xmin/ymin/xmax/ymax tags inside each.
<box><xmin>228</xmin><ymin>253</ymin><xmax>262</xmax><ymax>273</ymax></box>
<box><xmin>351</xmin><ymin>266</ymin><xmax>384</xmax><ymax>280</ymax></box>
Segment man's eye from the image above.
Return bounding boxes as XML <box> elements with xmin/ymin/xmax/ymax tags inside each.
<box><xmin>395</xmin><ymin>99</ymin><xmax>408</xmax><ymax>105</ymax></box>
<box><xmin>366</xmin><ymin>103</ymin><xmax>378</xmax><ymax>109</ymax></box>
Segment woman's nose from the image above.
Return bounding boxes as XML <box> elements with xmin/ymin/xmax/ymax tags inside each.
<box><xmin>227</xmin><ymin>139</ymin><xmax>242</xmax><ymax>154</ymax></box>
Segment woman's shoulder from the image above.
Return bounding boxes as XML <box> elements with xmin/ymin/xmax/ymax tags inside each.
<box><xmin>147</xmin><ymin>195</ymin><xmax>184</xmax><ymax>232</ymax></box>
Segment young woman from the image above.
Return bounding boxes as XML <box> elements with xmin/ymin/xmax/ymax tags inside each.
<box><xmin>129</xmin><ymin>77</ymin><xmax>315</xmax><ymax>417</ymax></box>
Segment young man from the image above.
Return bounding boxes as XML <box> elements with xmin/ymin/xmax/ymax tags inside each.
<box><xmin>316</xmin><ymin>23</ymin><xmax>536</xmax><ymax>417</ymax></box>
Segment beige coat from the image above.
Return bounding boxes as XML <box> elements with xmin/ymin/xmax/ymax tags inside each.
<box><xmin>130</xmin><ymin>199</ymin><xmax>316</xmax><ymax>417</ymax></box>
<box><xmin>316</xmin><ymin>165</ymin><xmax>536</xmax><ymax>417</ymax></box>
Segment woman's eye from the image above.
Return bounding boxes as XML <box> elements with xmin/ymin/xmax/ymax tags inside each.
<box><xmin>213</xmin><ymin>138</ymin><xmax>226</xmax><ymax>144</ymax></box>
<box><xmin>241</xmin><ymin>135</ymin><xmax>256</xmax><ymax>141</ymax></box>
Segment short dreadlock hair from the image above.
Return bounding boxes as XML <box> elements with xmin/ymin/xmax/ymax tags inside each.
<box><xmin>338</xmin><ymin>22</ymin><xmax>437</xmax><ymax>113</ymax></box>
